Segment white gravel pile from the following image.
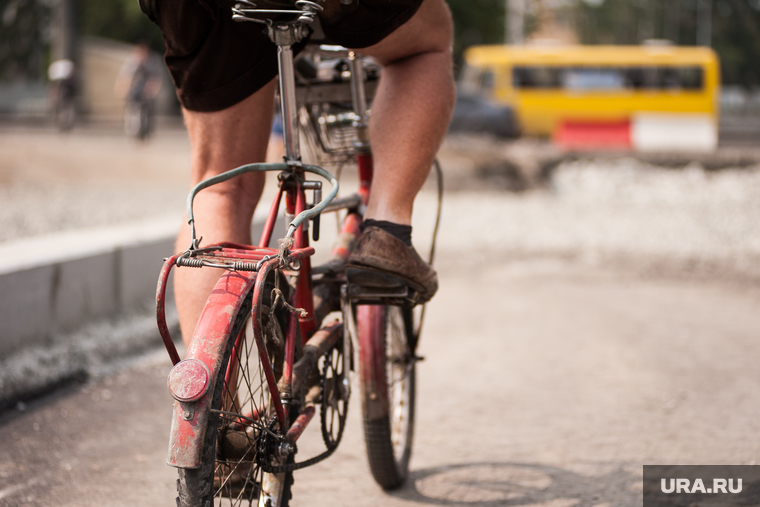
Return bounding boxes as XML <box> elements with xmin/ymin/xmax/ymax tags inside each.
<box><xmin>3</xmin><ymin>142</ymin><xmax>758</xmax><ymax>279</ymax></box>
<box><xmin>423</xmin><ymin>158</ymin><xmax>760</xmax><ymax>278</ymax></box>
<box><xmin>0</xmin><ymin>180</ymin><xmax>186</xmax><ymax>243</ymax></box>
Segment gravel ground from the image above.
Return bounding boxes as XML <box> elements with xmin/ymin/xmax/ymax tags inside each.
<box><xmin>0</xmin><ymin>126</ymin><xmax>190</xmax><ymax>243</ymax></box>
<box><xmin>2</xmin><ymin>127</ymin><xmax>760</xmax><ymax>506</ymax></box>
<box><xmin>3</xmin><ymin>237</ymin><xmax>760</xmax><ymax>507</ymax></box>
<box><xmin>0</xmin><ymin>179</ymin><xmax>187</xmax><ymax>242</ymax></box>
<box><xmin>425</xmin><ymin>157</ymin><xmax>760</xmax><ymax>280</ymax></box>
<box><xmin>2</xmin><ymin>126</ymin><xmax>759</xmax><ymax>283</ymax></box>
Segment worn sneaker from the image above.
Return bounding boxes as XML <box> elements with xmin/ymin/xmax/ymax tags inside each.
<box><xmin>346</xmin><ymin>226</ymin><xmax>438</xmax><ymax>303</ymax></box>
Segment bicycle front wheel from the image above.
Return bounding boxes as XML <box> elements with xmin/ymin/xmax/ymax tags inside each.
<box><xmin>176</xmin><ymin>270</ymin><xmax>295</xmax><ymax>507</ymax></box>
<box><xmin>357</xmin><ymin>304</ymin><xmax>416</xmax><ymax>490</ymax></box>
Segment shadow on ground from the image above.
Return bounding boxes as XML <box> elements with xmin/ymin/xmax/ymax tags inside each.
<box><xmin>388</xmin><ymin>462</ymin><xmax>640</xmax><ymax>507</ymax></box>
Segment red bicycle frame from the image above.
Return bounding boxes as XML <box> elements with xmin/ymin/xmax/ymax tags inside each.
<box><xmin>155</xmin><ymin>150</ymin><xmax>371</xmax><ymax>468</ymax></box>
<box><xmin>156</xmin><ymin>162</ymin><xmax>346</xmax><ymax>468</ymax></box>
<box><xmin>155</xmin><ymin>35</ymin><xmax>376</xmax><ymax>471</ymax></box>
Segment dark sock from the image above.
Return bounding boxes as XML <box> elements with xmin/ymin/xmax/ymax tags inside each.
<box><xmin>361</xmin><ymin>219</ymin><xmax>412</xmax><ymax>246</ymax></box>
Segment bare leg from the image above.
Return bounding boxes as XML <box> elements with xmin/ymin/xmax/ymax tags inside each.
<box><xmin>174</xmin><ymin>79</ymin><xmax>276</xmax><ymax>345</ymax></box>
<box><xmin>356</xmin><ymin>0</ymin><xmax>455</xmax><ymax>226</ymax></box>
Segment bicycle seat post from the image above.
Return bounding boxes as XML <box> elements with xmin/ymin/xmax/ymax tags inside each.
<box><xmin>269</xmin><ymin>24</ymin><xmax>308</xmax><ymax>164</ymax></box>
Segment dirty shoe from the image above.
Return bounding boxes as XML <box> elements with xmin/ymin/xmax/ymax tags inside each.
<box><xmin>346</xmin><ymin>226</ymin><xmax>438</xmax><ymax>303</ymax></box>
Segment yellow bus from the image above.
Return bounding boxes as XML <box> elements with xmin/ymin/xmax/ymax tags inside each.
<box><xmin>461</xmin><ymin>44</ymin><xmax>720</xmax><ymax>151</ymax></box>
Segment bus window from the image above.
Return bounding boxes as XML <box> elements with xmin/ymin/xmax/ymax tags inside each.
<box><xmin>625</xmin><ymin>67</ymin><xmax>645</xmax><ymax>88</ymax></box>
<box><xmin>624</xmin><ymin>66</ymin><xmax>704</xmax><ymax>90</ymax></box>
<box><xmin>641</xmin><ymin>67</ymin><xmax>660</xmax><ymax>89</ymax></box>
<box><xmin>512</xmin><ymin>65</ymin><xmax>704</xmax><ymax>91</ymax></box>
<box><xmin>678</xmin><ymin>67</ymin><xmax>703</xmax><ymax>89</ymax></box>
<box><xmin>513</xmin><ymin>66</ymin><xmax>563</xmax><ymax>88</ymax></box>
<box><xmin>563</xmin><ymin>67</ymin><xmax>625</xmax><ymax>90</ymax></box>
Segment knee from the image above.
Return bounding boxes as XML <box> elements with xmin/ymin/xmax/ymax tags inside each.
<box><xmin>428</xmin><ymin>0</ymin><xmax>454</xmax><ymax>54</ymax></box>
<box><xmin>363</xmin><ymin>0</ymin><xmax>454</xmax><ymax>66</ymax></box>
<box><xmin>409</xmin><ymin>0</ymin><xmax>453</xmax><ymax>55</ymax></box>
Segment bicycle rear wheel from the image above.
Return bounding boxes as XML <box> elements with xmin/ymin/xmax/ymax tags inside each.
<box><xmin>358</xmin><ymin>304</ymin><xmax>416</xmax><ymax>489</ymax></box>
<box><xmin>55</xmin><ymin>100</ymin><xmax>75</xmax><ymax>131</ymax></box>
<box><xmin>176</xmin><ymin>269</ymin><xmax>295</xmax><ymax>507</ymax></box>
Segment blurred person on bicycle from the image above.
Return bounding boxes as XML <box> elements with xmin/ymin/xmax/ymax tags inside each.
<box><xmin>138</xmin><ymin>0</ymin><xmax>455</xmax><ymax>341</ymax></box>
<box><xmin>48</xmin><ymin>58</ymin><xmax>77</xmax><ymax>131</ymax></box>
<box><xmin>114</xmin><ymin>42</ymin><xmax>163</xmax><ymax>139</ymax></box>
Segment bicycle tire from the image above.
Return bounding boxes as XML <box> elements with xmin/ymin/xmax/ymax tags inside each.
<box><xmin>55</xmin><ymin>102</ymin><xmax>75</xmax><ymax>131</ymax></box>
<box><xmin>124</xmin><ymin>102</ymin><xmax>144</xmax><ymax>139</ymax></box>
<box><xmin>358</xmin><ymin>304</ymin><xmax>416</xmax><ymax>490</ymax></box>
<box><xmin>137</xmin><ymin>102</ymin><xmax>152</xmax><ymax>140</ymax></box>
<box><xmin>176</xmin><ymin>269</ymin><xmax>295</xmax><ymax>507</ymax></box>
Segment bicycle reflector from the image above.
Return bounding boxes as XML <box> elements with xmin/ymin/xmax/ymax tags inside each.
<box><xmin>167</xmin><ymin>359</ymin><xmax>211</xmax><ymax>403</ymax></box>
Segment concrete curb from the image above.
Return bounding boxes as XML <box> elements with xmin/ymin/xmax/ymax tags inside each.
<box><xmin>0</xmin><ymin>217</ymin><xmax>179</xmax><ymax>357</ymax></box>
<box><xmin>0</xmin><ymin>215</ymin><xmax>287</xmax><ymax>409</ymax></box>
<box><xmin>0</xmin><ymin>217</ymin><xmax>179</xmax><ymax>408</ymax></box>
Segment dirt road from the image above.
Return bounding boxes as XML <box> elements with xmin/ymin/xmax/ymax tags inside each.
<box><xmin>1</xmin><ymin>126</ymin><xmax>760</xmax><ymax>506</ymax></box>
<box><xmin>1</xmin><ymin>259</ymin><xmax>759</xmax><ymax>507</ymax></box>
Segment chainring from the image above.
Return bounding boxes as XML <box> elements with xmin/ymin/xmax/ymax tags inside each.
<box><xmin>320</xmin><ymin>338</ymin><xmax>349</xmax><ymax>450</ymax></box>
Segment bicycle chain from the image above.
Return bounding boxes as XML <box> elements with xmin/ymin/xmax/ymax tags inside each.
<box><xmin>259</xmin><ymin>344</ymin><xmax>347</xmax><ymax>474</ymax></box>
<box><xmin>259</xmin><ymin>444</ymin><xmax>339</xmax><ymax>474</ymax></box>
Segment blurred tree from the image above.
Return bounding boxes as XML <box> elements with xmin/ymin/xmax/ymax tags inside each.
<box><xmin>78</xmin><ymin>0</ymin><xmax>163</xmax><ymax>52</ymax></box>
<box><xmin>576</xmin><ymin>0</ymin><xmax>646</xmax><ymax>44</ymax></box>
<box><xmin>576</xmin><ymin>0</ymin><xmax>760</xmax><ymax>86</ymax></box>
<box><xmin>447</xmin><ymin>0</ymin><xmax>505</xmax><ymax>69</ymax></box>
<box><xmin>0</xmin><ymin>0</ymin><xmax>52</xmax><ymax>81</ymax></box>
<box><xmin>712</xmin><ymin>0</ymin><xmax>760</xmax><ymax>86</ymax></box>
<box><xmin>0</xmin><ymin>0</ymin><xmax>163</xmax><ymax>83</ymax></box>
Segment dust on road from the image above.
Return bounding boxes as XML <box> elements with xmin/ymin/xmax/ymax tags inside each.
<box><xmin>1</xmin><ymin>127</ymin><xmax>760</xmax><ymax>506</ymax></box>
<box><xmin>2</xmin><ymin>260</ymin><xmax>759</xmax><ymax>507</ymax></box>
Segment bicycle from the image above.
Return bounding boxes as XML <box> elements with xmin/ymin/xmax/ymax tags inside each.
<box><xmin>124</xmin><ymin>95</ymin><xmax>153</xmax><ymax>140</ymax></box>
<box><xmin>48</xmin><ymin>58</ymin><xmax>77</xmax><ymax>132</ymax></box>
<box><xmin>51</xmin><ymin>77</ymin><xmax>76</xmax><ymax>132</ymax></box>
<box><xmin>154</xmin><ymin>2</ymin><xmax>442</xmax><ymax>505</ymax></box>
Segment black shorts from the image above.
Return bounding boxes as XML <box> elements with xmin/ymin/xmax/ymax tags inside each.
<box><xmin>139</xmin><ymin>0</ymin><xmax>424</xmax><ymax>112</ymax></box>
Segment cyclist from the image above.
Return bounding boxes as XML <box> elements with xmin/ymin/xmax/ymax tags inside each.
<box><xmin>139</xmin><ymin>0</ymin><xmax>455</xmax><ymax>342</ymax></box>
<box><xmin>48</xmin><ymin>58</ymin><xmax>77</xmax><ymax>131</ymax></box>
<box><xmin>114</xmin><ymin>42</ymin><xmax>163</xmax><ymax>139</ymax></box>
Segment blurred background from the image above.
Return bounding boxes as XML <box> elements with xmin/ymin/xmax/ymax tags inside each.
<box><xmin>2</xmin><ymin>0</ymin><xmax>760</xmax><ymax>136</ymax></box>
<box><xmin>1</xmin><ymin>1</ymin><xmax>760</xmax><ymax>506</ymax></box>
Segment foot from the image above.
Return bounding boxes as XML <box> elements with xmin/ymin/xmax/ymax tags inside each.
<box><xmin>346</xmin><ymin>226</ymin><xmax>438</xmax><ymax>303</ymax></box>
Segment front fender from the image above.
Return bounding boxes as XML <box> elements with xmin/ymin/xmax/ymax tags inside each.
<box><xmin>166</xmin><ymin>269</ymin><xmax>257</xmax><ymax>469</ymax></box>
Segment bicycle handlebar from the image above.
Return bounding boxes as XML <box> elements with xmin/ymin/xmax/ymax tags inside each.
<box><xmin>185</xmin><ymin>162</ymin><xmax>339</xmax><ymax>250</ymax></box>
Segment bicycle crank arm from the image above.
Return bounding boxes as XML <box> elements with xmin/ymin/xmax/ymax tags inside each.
<box><xmin>288</xmin><ymin>321</ymin><xmax>343</xmax><ymax>398</ymax></box>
